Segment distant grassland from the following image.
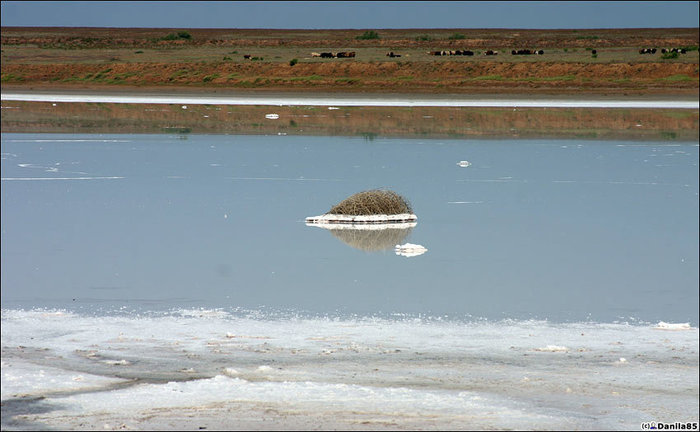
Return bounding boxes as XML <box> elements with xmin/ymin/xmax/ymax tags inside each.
<box><xmin>1</xmin><ymin>26</ymin><xmax>698</xmax><ymax>95</ymax></box>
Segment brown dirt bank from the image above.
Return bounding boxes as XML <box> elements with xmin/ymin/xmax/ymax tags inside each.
<box><xmin>2</xmin><ymin>60</ymin><xmax>698</xmax><ymax>96</ymax></box>
<box><xmin>3</xmin><ymin>100</ymin><xmax>697</xmax><ymax>141</ymax></box>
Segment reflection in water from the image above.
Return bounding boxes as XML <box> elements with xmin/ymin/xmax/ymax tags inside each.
<box><xmin>2</xmin><ymin>101</ymin><xmax>698</xmax><ymax>141</ymax></box>
<box><xmin>307</xmin><ymin>222</ymin><xmax>416</xmax><ymax>252</ymax></box>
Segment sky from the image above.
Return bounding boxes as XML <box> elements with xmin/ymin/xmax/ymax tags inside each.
<box><xmin>1</xmin><ymin>1</ymin><xmax>699</xmax><ymax>29</ymax></box>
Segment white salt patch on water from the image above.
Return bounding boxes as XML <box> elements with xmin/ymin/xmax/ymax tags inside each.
<box><xmin>535</xmin><ymin>345</ymin><xmax>569</xmax><ymax>352</ymax></box>
<box><xmin>225</xmin><ymin>176</ymin><xmax>342</xmax><ymax>182</ymax></box>
<box><xmin>457</xmin><ymin>160</ymin><xmax>471</xmax><ymax>167</ymax></box>
<box><xmin>653</xmin><ymin>321</ymin><xmax>692</xmax><ymax>330</ymax></box>
<box><xmin>5</xmin><ymin>139</ymin><xmax>132</xmax><ymax>143</ymax></box>
<box><xmin>306</xmin><ymin>213</ymin><xmax>417</xmax><ymax>224</ymax></box>
<box><xmin>395</xmin><ymin>243</ymin><xmax>428</xmax><ymax>257</ymax></box>
<box><xmin>306</xmin><ymin>221</ymin><xmax>417</xmax><ymax>230</ymax></box>
<box><xmin>1</xmin><ymin>359</ymin><xmax>128</xmax><ymax>399</ymax></box>
<box><xmin>1</xmin><ymin>177</ymin><xmax>125</xmax><ymax>181</ymax></box>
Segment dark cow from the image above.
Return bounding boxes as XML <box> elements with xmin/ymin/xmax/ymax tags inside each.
<box><xmin>484</xmin><ymin>50</ymin><xmax>498</xmax><ymax>56</ymax></box>
<box><xmin>512</xmin><ymin>49</ymin><xmax>533</xmax><ymax>55</ymax></box>
<box><xmin>386</xmin><ymin>51</ymin><xmax>401</xmax><ymax>58</ymax></box>
<box><xmin>337</xmin><ymin>51</ymin><xmax>356</xmax><ymax>58</ymax></box>
<box><xmin>536</xmin><ymin>49</ymin><xmax>544</xmax><ymax>55</ymax></box>
<box><xmin>320</xmin><ymin>52</ymin><xmax>335</xmax><ymax>58</ymax></box>
<box><xmin>463</xmin><ymin>50</ymin><xmax>474</xmax><ymax>56</ymax></box>
<box><xmin>639</xmin><ymin>48</ymin><xmax>657</xmax><ymax>54</ymax></box>
<box><xmin>591</xmin><ymin>49</ymin><xmax>597</xmax><ymax>55</ymax></box>
<box><xmin>243</xmin><ymin>54</ymin><xmax>251</xmax><ymax>59</ymax></box>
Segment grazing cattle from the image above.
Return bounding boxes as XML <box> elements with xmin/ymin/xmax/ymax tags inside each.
<box><xmin>536</xmin><ymin>49</ymin><xmax>544</xmax><ymax>55</ymax></box>
<box><xmin>311</xmin><ymin>52</ymin><xmax>321</xmax><ymax>57</ymax></box>
<box><xmin>320</xmin><ymin>52</ymin><xmax>335</xmax><ymax>58</ymax></box>
<box><xmin>484</xmin><ymin>50</ymin><xmax>498</xmax><ymax>56</ymax></box>
<box><xmin>429</xmin><ymin>49</ymin><xmax>473</xmax><ymax>56</ymax></box>
<box><xmin>337</xmin><ymin>51</ymin><xmax>356</xmax><ymax>58</ymax></box>
<box><xmin>512</xmin><ymin>49</ymin><xmax>534</xmax><ymax>55</ymax></box>
<box><xmin>591</xmin><ymin>49</ymin><xmax>597</xmax><ymax>55</ymax></box>
<box><xmin>662</xmin><ymin>48</ymin><xmax>687</xmax><ymax>54</ymax></box>
<box><xmin>243</xmin><ymin>54</ymin><xmax>251</xmax><ymax>59</ymax></box>
<box><xmin>386</xmin><ymin>51</ymin><xmax>401</xmax><ymax>58</ymax></box>
<box><xmin>639</xmin><ymin>48</ymin><xmax>657</xmax><ymax>54</ymax></box>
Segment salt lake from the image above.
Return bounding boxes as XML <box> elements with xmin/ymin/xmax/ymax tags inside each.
<box><xmin>1</xmin><ymin>129</ymin><xmax>698</xmax><ymax>430</ymax></box>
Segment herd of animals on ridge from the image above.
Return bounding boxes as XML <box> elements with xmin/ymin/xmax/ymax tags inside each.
<box><xmin>241</xmin><ymin>46</ymin><xmax>690</xmax><ymax>60</ymax></box>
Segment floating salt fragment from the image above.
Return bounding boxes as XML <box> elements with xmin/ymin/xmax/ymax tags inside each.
<box><xmin>103</xmin><ymin>359</ymin><xmax>130</xmax><ymax>366</ymax></box>
<box><xmin>265</xmin><ymin>113</ymin><xmax>279</xmax><ymax>119</ymax></box>
<box><xmin>535</xmin><ymin>345</ymin><xmax>568</xmax><ymax>352</ymax></box>
<box><xmin>618</xmin><ymin>358</ymin><xmax>627</xmax><ymax>363</ymax></box>
<box><xmin>457</xmin><ymin>160</ymin><xmax>471</xmax><ymax>167</ymax></box>
<box><xmin>395</xmin><ymin>243</ymin><xmax>428</xmax><ymax>257</ymax></box>
<box><xmin>653</xmin><ymin>322</ymin><xmax>692</xmax><ymax>330</ymax></box>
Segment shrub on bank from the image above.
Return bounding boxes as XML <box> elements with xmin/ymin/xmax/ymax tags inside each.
<box><xmin>356</xmin><ymin>30</ymin><xmax>380</xmax><ymax>40</ymax></box>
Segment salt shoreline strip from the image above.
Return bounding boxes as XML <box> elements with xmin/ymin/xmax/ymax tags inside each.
<box><xmin>2</xmin><ymin>93</ymin><xmax>698</xmax><ymax>109</ymax></box>
<box><xmin>305</xmin><ymin>213</ymin><xmax>417</xmax><ymax>225</ymax></box>
<box><xmin>305</xmin><ymin>221</ymin><xmax>417</xmax><ymax>230</ymax></box>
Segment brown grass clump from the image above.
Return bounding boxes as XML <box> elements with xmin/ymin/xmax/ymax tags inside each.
<box><xmin>327</xmin><ymin>189</ymin><xmax>413</xmax><ymax>215</ymax></box>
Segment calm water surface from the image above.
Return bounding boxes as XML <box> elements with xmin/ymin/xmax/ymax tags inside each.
<box><xmin>1</xmin><ymin>133</ymin><xmax>698</xmax><ymax>324</ymax></box>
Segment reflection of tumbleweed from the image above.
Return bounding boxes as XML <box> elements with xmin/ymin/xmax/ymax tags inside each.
<box><xmin>322</xmin><ymin>224</ymin><xmax>414</xmax><ymax>251</ymax></box>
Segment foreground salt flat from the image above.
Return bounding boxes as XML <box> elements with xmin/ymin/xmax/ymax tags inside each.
<box><xmin>2</xmin><ymin>309</ymin><xmax>698</xmax><ymax>431</ymax></box>
<box><xmin>1</xmin><ymin>92</ymin><xmax>699</xmax><ymax>109</ymax></box>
